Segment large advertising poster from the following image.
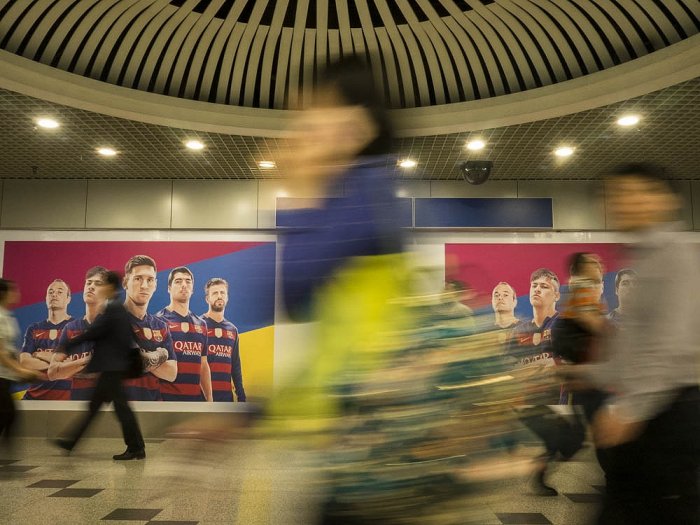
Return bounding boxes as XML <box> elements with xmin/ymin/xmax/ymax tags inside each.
<box><xmin>3</xmin><ymin>240</ymin><xmax>275</xmax><ymax>402</ymax></box>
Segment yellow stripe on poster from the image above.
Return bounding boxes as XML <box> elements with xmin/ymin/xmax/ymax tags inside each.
<box><xmin>239</xmin><ymin>326</ymin><xmax>274</xmax><ymax>399</ymax></box>
<box><xmin>12</xmin><ymin>389</ymin><xmax>27</xmax><ymax>400</ymax></box>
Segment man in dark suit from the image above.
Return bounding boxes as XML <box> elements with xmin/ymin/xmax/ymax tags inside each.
<box><xmin>54</xmin><ymin>271</ymin><xmax>145</xmax><ymax>460</ymax></box>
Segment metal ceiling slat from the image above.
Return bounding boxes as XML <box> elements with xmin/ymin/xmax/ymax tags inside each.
<box><xmin>106</xmin><ymin>0</ymin><xmax>168</xmax><ymax>85</ymax></box>
<box><xmin>548</xmin><ymin>0</ymin><xmax>615</xmax><ymax>69</ymax></box>
<box><xmin>570</xmin><ymin>0</ymin><xmax>631</xmax><ymax>62</ymax></box>
<box><xmin>631</xmin><ymin>0</ymin><xmax>685</xmax><ymax>44</ymax></box>
<box><xmin>489</xmin><ymin>2</ymin><xmax>558</xmax><ymax>85</ymax></box>
<box><xmin>242</xmin><ymin>24</ymin><xmax>270</xmax><ymax>106</ymax></box>
<box><xmin>394</xmin><ymin>0</ymin><xmax>448</xmax><ymax>105</ymax></box>
<box><xmin>373</xmin><ymin>27</ymin><xmax>402</xmax><ymax>107</ymax></box>
<box><xmin>228</xmin><ymin>0</ymin><xmax>269</xmax><ymax>106</ymax></box>
<box><xmin>437</xmin><ymin>1</ymin><xmax>492</xmax><ymax>98</ymax></box>
<box><xmin>199</xmin><ymin>0</ymin><xmax>248</xmax><ymax>103</ymax></box>
<box><xmin>165</xmin><ymin>0</ymin><xmax>226</xmax><ymax>97</ymax></box>
<box><xmin>3</xmin><ymin>0</ymin><xmax>54</xmax><ymax>53</ymax></box>
<box><xmin>273</xmin><ymin>27</ymin><xmax>294</xmax><ymax>107</ymax></box>
<box><xmin>460</xmin><ymin>9</ymin><xmax>520</xmax><ymax>94</ymax></box>
<box><xmin>285</xmin><ymin>0</ymin><xmax>310</xmax><ymax>109</ymax></box>
<box><xmin>392</xmin><ymin>23</ymin><xmax>432</xmax><ymax>105</ymax></box>
<box><xmin>22</xmin><ymin>0</ymin><xmax>80</xmax><ymax>60</ymax></box>
<box><xmin>527</xmin><ymin>0</ymin><xmax>599</xmax><ymax>73</ymax></box>
<box><xmin>73</xmin><ymin>0</ymin><xmax>141</xmax><ymax>76</ymax></box>
<box><xmin>89</xmin><ymin>0</ymin><xmax>155</xmax><ymax>82</ymax></box>
<box><xmin>181</xmin><ymin>13</ymin><xmax>223</xmax><ymax>99</ymax></box>
<box><xmin>327</xmin><ymin>28</ymin><xmax>341</xmax><ymax>63</ymax></box>
<box><xmin>353</xmin><ymin>0</ymin><xmax>387</xmax><ymax>103</ymax></box>
<box><xmin>618</xmin><ymin>0</ymin><xmax>673</xmax><ymax>49</ymax></box>
<box><xmin>258</xmin><ymin>0</ymin><xmax>290</xmax><ymax>108</ymax></box>
<box><xmin>470</xmin><ymin>4</ymin><xmax>538</xmax><ymax>90</ymax></box>
<box><xmin>351</xmin><ymin>27</ymin><xmax>366</xmax><ymax>58</ymax></box>
<box><xmin>315</xmin><ymin>0</ymin><xmax>328</xmax><ymax>70</ymax></box>
<box><xmin>375</xmin><ymin>0</ymin><xmax>418</xmax><ymax>107</ymax></box>
<box><xmin>335</xmin><ymin>0</ymin><xmax>354</xmax><ymax>57</ymax></box>
<box><xmin>302</xmin><ymin>28</ymin><xmax>316</xmax><ymax>108</ymax></box>
<box><xmin>136</xmin><ymin>0</ymin><xmax>199</xmax><ymax>91</ymax></box>
<box><xmin>663</xmin><ymin>0</ymin><xmax>697</xmax><ymax>36</ymax></box>
<box><xmin>120</xmin><ymin>3</ymin><xmax>178</xmax><ymax>87</ymax></box>
<box><xmin>503</xmin><ymin>0</ymin><xmax>580</xmax><ymax>80</ymax></box>
<box><xmin>416</xmin><ymin>0</ymin><xmax>477</xmax><ymax>100</ymax></box>
<box><xmin>593</xmin><ymin>0</ymin><xmax>648</xmax><ymax>58</ymax></box>
<box><xmin>374</xmin><ymin>0</ymin><xmax>424</xmax><ymax>106</ymax></box>
<box><xmin>214</xmin><ymin>23</ymin><xmax>245</xmax><ymax>103</ymax></box>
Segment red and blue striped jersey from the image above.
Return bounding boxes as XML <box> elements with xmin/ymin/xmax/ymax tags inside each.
<box><xmin>21</xmin><ymin>318</ymin><xmax>72</xmax><ymax>400</ymax></box>
<box><xmin>202</xmin><ymin>315</ymin><xmax>245</xmax><ymax>402</ymax></box>
<box><xmin>124</xmin><ymin>312</ymin><xmax>175</xmax><ymax>401</ymax></box>
<box><xmin>56</xmin><ymin>318</ymin><xmax>98</xmax><ymax>400</ymax></box>
<box><xmin>156</xmin><ymin>308</ymin><xmax>208</xmax><ymax>401</ymax></box>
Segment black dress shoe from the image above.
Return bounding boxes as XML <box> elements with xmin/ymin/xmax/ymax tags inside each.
<box><xmin>53</xmin><ymin>439</ymin><xmax>73</xmax><ymax>453</ymax></box>
<box><xmin>531</xmin><ymin>469</ymin><xmax>558</xmax><ymax>496</ymax></box>
<box><xmin>113</xmin><ymin>449</ymin><xmax>146</xmax><ymax>461</ymax></box>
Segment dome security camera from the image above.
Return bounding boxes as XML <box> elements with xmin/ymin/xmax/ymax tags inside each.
<box><xmin>458</xmin><ymin>160</ymin><xmax>492</xmax><ymax>185</ymax></box>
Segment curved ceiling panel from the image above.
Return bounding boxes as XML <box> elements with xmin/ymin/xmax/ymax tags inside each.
<box><xmin>1</xmin><ymin>0</ymin><xmax>698</xmax><ymax>109</ymax></box>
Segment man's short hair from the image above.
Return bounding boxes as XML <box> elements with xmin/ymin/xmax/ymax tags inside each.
<box><xmin>49</xmin><ymin>278</ymin><xmax>71</xmax><ymax>295</ymax></box>
<box><xmin>615</xmin><ymin>268</ymin><xmax>638</xmax><ymax>290</ymax></box>
<box><xmin>124</xmin><ymin>255</ymin><xmax>157</xmax><ymax>277</ymax></box>
<box><xmin>168</xmin><ymin>266</ymin><xmax>194</xmax><ymax>287</ymax></box>
<box><xmin>530</xmin><ymin>268</ymin><xmax>560</xmax><ymax>292</ymax></box>
<box><xmin>568</xmin><ymin>252</ymin><xmax>602</xmax><ymax>277</ymax></box>
<box><xmin>0</xmin><ymin>278</ymin><xmax>16</xmax><ymax>302</ymax></box>
<box><xmin>493</xmin><ymin>281</ymin><xmax>517</xmax><ymax>297</ymax></box>
<box><xmin>609</xmin><ymin>162</ymin><xmax>668</xmax><ymax>183</ymax></box>
<box><xmin>103</xmin><ymin>271</ymin><xmax>122</xmax><ymax>290</ymax></box>
<box><xmin>85</xmin><ymin>266</ymin><xmax>108</xmax><ymax>281</ymax></box>
<box><xmin>205</xmin><ymin>277</ymin><xmax>228</xmax><ymax>294</ymax></box>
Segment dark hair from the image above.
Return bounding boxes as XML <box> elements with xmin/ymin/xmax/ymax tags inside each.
<box><xmin>124</xmin><ymin>255</ymin><xmax>157</xmax><ymax>276</ymax></box>
<box><xmin>48</xmin><ymin>278</ymin><xmax>71</xmax><ymax>295</ymax></box>
<box><xmin>168</xmin><ymin>266</ymin><xmax>194</xmax><ymax>287</ymax></box>
<box><xmin>445</xmin><ymin>279</ymin><xmax>468</xmax><ymax>293</ymax></box>
<box><xmin>568</xmin><ymin>252</ymin><xmax>602</xmax><ymax>277</ymax></box>
<box><xmin>0</xmin><ymin>278</ymin><xmax>16</xmax><ymax>303</ymax></box>
<box><xmin>615</xmin><ymin>268</ymin><xmax>637</xmax><ymax>290</ymax></box>
<box><xmin>85</xmin><ymin>265</ymin><xmax>108</xmax><ymax>280</ymax></box>
<box><xmin>608</xmin><ymin>163</ymin><xmax>669</xmax><ymax>184</ymax></box>
<box><xmin>103</xmin><ymin>271</ymin><xmax>121</xmax><ymax>290</ymax></box>
<box><xmin>530</xmin><ymin>268</ymin><xmax>560</xmax><ymax>291</ymax></box>
<box><xmin>205</xmin><ymin>277</ymin><xmax>228</xmax><ymax>294</ymax></box>
<box><xmin>317</xmin><ymin>58</ymin><xmax>394</xmax><ymax>156</ymax></box>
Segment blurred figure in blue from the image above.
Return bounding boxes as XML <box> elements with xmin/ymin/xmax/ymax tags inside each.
<box><xmin>568</xmin><ymin>164</ymin><xmax>700</xmax><ymax>525</ymax></box>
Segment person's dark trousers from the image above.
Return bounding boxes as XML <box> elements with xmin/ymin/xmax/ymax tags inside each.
<box><xmin>64</xmin><ymin>371</ymin><xmax>144</xmax><ymax>452</ymax></box>
<box><xmin>0</xmin><ymin>378</ymin><xmax>16</xmax><ymax>444</ymax></box>
<box><xmin>572</xmin><ymin>389</ymin><xmax>607</xmax><ymax>424</ymax></box>
<box><xmin>597</xmin><ymin>386</ymin><xmax>700</xmax><ymax>525</ymax></box>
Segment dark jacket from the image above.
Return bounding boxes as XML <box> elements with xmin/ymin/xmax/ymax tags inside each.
<box><xmin>64</xmin><ymin>299</ymin><xmax>136</xmax><ymax>373</ymax></box>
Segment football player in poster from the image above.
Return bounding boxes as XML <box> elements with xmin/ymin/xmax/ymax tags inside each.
<box><xmin>122</xmin><ymin>255</ymin><xmax>176</xmax><ymax>401</ymax></box>
<box><xmin>491</xmin><ymin>281</ymin><xmax>519</xmax><ymax>330</ymax></box>
<box><xmin>156</xmin><ymin>267</ymin><xmax>211</xmax><ymax>401</ymax></box>
<box><xmin>202</xmin><ymin>278</ymin><xmax>246</xmax><ymax>402</ymax></box>
<box><xmin>19</xmin><ymin>279</ymin><xmax>73</xmax><ymax>399</ymax></box>
<box><xmin>49</xmin><ymin>267</ymin><xmax>107</xmax><ymax>400</ymax></box>
<box><xmin>607</xmin><ymin>268</ymin><xmax>637</xmax><ymax>326</ymax></box>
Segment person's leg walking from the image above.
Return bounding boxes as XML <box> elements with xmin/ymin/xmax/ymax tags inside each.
<box><xmin>61</xmin><ymin>372</ymin><xmax>109</xmax><ymax>449</ymax></box>
<box><xmin>108</xmin><ymin>372</ymin><xmax>144</xmax><ymax>453</ymax></box>
<box><xmin>0</xmin><ymin>378</ymin><xmax>16</xmax><ymax>445</ymax></box>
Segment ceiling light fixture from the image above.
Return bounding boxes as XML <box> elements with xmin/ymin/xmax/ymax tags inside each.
<box><xmin>398</xmin><ymin>159</ymin><xmax>417</xmax><ymax>168</ymax></box>
<box><xmin>554</xmin><ymin>146</ymin><xmax>575</xmax><ymax>157</ymax></box>
<box><xmin>185</xmin><ymin>139</ymin><xmax>205</xmax><ymax>150</ymax></box>
<box><xmin>466</xmin><ymin>139</ymin><xmax>485</xmax><ymax>151</ymax></box>
<box><xmin>97</xmin><ymin>147</ymin><xmax>117</xmax><ymax>157</ymax></box>
<box><xmin>258</xmin><ymin>160</ymin><xmax>276</xmax><ymax>169</ymax></box>
<box><xmin>617</xmin><ymin>115</ymin><xmax>640</xmax><ymax>127</ymax></box>
<box><xmin>36</xmin><ymin>118</ymin><xmax>59</xmax><ymax>129</ymax></box>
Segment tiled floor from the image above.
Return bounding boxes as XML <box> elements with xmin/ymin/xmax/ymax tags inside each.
<box><xmin>0</xmin><ymin>437</ymin><xmax>604</xmax><ymax>524</ymax></box>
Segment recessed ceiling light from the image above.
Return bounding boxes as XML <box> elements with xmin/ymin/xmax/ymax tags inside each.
<box><xmin>554</xmin><ymin>146</ymin><xmax>575</xmax><ymax>157</ymax></box>
<box><xmin>36</xmin><ymin>118</ymin><xmax>59</xmax><ymax>129</ymax></box>
<box><xmin>398</xmin><ymin>159</ymin><xmax>417</xmax><ymax>168</ymax></box>
<box><xmin>466</xmin><ymin>139</ymin><xmax>485</xmax><ymax>151</ymax></box>
<box><xmin>97</xmin><ymin>147</ymin><xmax>117</xmax><ymax>157</ymax></box>
<box><xmin>185</xmin><ymin>139</ymin><xmax>205</xmax><ymax>150</ymax></box>
<box><xmin>258</xmin><ymin>160</ymin><xmax>276</xmax><ymax>169</ymax></box>
<box><xmin>617</xmin><ymin>115</ymin><xmax>640</xmax><ymax>127</ymax></box>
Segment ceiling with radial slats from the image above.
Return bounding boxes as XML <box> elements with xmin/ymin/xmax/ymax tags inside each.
<box><xmin>1</xmin><ymin>0</ymin><xmax>698</xmax><ymax>109</ymax></box>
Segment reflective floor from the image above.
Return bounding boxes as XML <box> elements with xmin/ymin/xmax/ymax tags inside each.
<box><xmin>0</xmin><ymin>437</ymin><xmax>604</xmax><ymax>524</ymax></box>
